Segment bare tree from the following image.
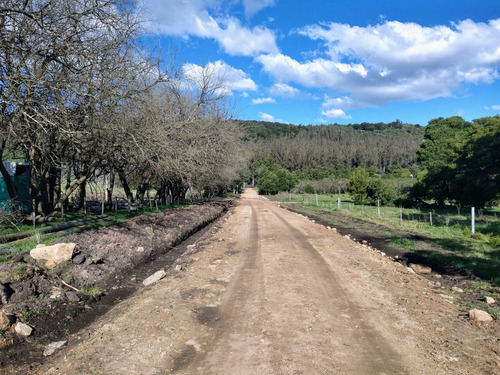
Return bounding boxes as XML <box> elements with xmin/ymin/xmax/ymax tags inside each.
<box><xmin>0</xmin><ymin>0</ymin><xmax>165</xmax><ymax>215</ymax></box>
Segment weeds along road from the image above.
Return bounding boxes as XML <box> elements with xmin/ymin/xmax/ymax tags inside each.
<box><xmin>39</xmin><ymin>189</ymin><xmax>494</xmax><ymax>374</ymax></box>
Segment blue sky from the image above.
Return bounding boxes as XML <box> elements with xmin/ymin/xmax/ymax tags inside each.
<box><xmin>142</xmin><ymin>0</ymin><xmax>500</xmax><ymax>125</ymax></box>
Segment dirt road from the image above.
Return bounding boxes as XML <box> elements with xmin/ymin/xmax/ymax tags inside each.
<box><xmin>37</xmin><ymin>189</ymin><xmax>498</xmax><ymax>374</ymax></box>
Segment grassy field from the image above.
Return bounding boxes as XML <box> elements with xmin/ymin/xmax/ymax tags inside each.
<box><xmin>269</xmin><ymin>192</ymin><xmax>500</xmax><ymax>286</ymax></box>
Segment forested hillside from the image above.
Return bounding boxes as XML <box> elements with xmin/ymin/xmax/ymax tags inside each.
<box><xmin>238</xmin><ymin>120</ymin><xmax>425</xmax><ymax>173</ymax></box>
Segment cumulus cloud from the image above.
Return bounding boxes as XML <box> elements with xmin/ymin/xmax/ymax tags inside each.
<box><xmin>259</xmin><ymin>112</ymin><xmax>275</xmax><ymax>121</ymax></box>
<box><xmin>243</xmin><ymin>0</ymin><xmax>276</xmax><ymax>19</ymax></box>
<box><xmin>491</xmin><ymin>105</ymin><xmax>500</xmax><ymax>110</ymax></box>
<box><xmin>321</xmin><ymin>108</ymin><xmax>351</xmax><ymax>120</ymax></box>
<box><xmin>269</xmin><ymin>83</ymin><xmax>301</xmax><ymax>98</ymax></box>
<box><xmin>252</xmin><ymin>97</ymin><xmax>276</xmax><ymax>104</ymax></box>
<box><xmin>143</xmin><ymin>0</ymin><xmax>278</xmax><ymax>56</ymax></box>
<box><xmin>182</xmin><ymin>60</ymin><xmax>257</xmax><ymax>95</ymax></box>
<box><xmin>257</xmin><ymin>18</ymin><xmax>500</xmax><ymax>114</ymax></box>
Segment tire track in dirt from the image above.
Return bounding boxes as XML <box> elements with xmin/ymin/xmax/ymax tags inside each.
<box><xmin>174</xmin><ymin>198</ymin><xmax>268</xmax><ymax>374</ymax></box>
<box><xmin>262</xmin><ymin>201</ymin><xmax>408</xmax><ymax>374</ymax></box>
<box><xmin>176</xmin><ymin>193</ymin><xmax>409</xmax><ymax>374</ymax></box>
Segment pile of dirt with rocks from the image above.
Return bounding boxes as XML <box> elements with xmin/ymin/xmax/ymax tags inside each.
<box><xmin>0</xmin><ymin>200</ymin><xmax>231</xmax><ymax>371</ymax></box>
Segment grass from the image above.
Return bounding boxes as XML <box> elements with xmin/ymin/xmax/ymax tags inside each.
<box><xmin>80</xmin><ymin>285</ymin><xmax>102</xmax><ymax>297</ymax></box>
<box><xmin>270</xmin><ymin>192</ymin><xmax>500</xmax><ymax>285</ymax></box>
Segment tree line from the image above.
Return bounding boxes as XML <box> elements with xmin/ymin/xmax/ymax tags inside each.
<box><xmin>243</xmin><ymin>120</ymin><xmax>424</xmax><ymax>174</ymax></box>
<box><xmin>0</xmin><ymin>0</ymin><xmax>244</xmax><ymax>219</ymax></box>
<box><xmin>249</xmin><ymin>116</ymin><xmax>500</xmax><ymax>209</ymax></box>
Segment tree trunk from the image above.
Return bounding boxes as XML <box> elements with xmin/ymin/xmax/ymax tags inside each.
<box><xmin>77</xmin><ymin>179</ymin><xmax>86</xmax><ymax>210</ymax></box>
<box><xmin>107</xmin><ymin>172</ymin><xmax>115</xmax><ymax>210</ymax></box>
<box><xmin>118</xmin><ymin>170</ymin><xmax>134</xmax><ymax>203</ymax></box>
<box><xmin>55</xmin><ymin>174</ymin><xmax>88</xmax><ymax>210</ymax></box>
<box><xmin>28</xmin><ymin>146</ymin><xmax>38</xmax><ymax>215</ymax></box>
<box><xmin>136</xmin><ymin>182</ymin><xmax>148</xmax><ymax>203</ymax></box>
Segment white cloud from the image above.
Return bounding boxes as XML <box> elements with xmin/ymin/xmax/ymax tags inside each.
<box><xmin>269</xmin><ymin>83</ymin><xmax>301</xmax><ymax>98</ymax></box>
<box><xmin>143</xmin><ymin>0</ymin><xmax>278</xmax><ymax>56</ymax></box>
<box><xmin>491</xmin><ymin>105</ymin><xmax>500</xmax><ymax>110</ymax></box>
<box><xmin>182</xmin><ymin>60</ymin><xmax>257</xmax><ymax>95</ymax></box>
<box><xmin>252</xmin><ymin>97</ymin><xmax>276</xmax><ymax>104</ymax></box>
<box><xmin>321</xmin><ymin>108</ymin><xmax>351</xmax><ymax>120</ymax></box>
<box><xmin>257</xmin><ymin>18</ymin><xmax>500</xmax><ymax>112</ymax></box>
<box><xmin>259</xmin><ymin>112</ymin><xmax>275</xmax><ymax>121</ymax></box>
<box><xmin>243</xmin><ymin>0</ymin><xmax>276</xmax><ymax>19</ymax></box>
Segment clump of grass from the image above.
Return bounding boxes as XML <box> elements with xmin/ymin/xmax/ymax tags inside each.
<box><xmin>80</xmin><ymin>285</ymin><xmax>102</xmax><ymax>297</ymax></box>
<box><xmin>488</xmin><ymin>236</ymin><xmax>500</xmax><ymax>247</ymax></box>
<box><xmin>388</xmin><ymin>236</ymin><xmax>415</xmax><ymax>250</ymax></box>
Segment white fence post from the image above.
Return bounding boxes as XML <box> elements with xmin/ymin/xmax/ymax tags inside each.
<box><xmin>471</xmin><ymin>207</ymin><xmax>475</xmax><ymax>236</ymax></box>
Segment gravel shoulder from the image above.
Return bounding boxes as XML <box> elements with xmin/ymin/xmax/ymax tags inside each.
<box><xmin>33</xmin><ymin>189</ymin><xmax>499</xmax><ymax>374</ymax></box>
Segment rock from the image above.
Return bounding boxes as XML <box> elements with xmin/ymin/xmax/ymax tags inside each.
<box><xmin>409</xmin><ymin>263</ymin><xmax>432</xmax><ymax>274</ymax></box>
<box><xmin>362</xmin><ymin>240</ymin><xmax>368</xmax><ymax>245</ymax></box>
<box><xmin>0</xmin><ymin>310</ymin><xmax>12</xmax><ymax>329</ymax></box>
<box><xmin>15</xmin><ymin>322</ymin><xmax>33</xmax><ymax>336</ymax></box>
<box><xmin>175</xmin><ymin>265</ymin><xmax>184</xmax><ymax>271</ymax></box>
<box><xmin>469</xmin><ymin>309</ymin><xmax>493</xmax><ymax>323</ymax></box>
<box><xmin>50</xmin><ymin>287</ymin><xmax>63</xmax><ymax>299</ymax></box>
<box><xmin>72</xmin><ymin>253</ymin><xmax>86</xmax><ymax>265</ymax></box>
<box><xmin>451</xmin><ymin>286</ymin><xmax>464</xmax><ymax>293</ymax></box>
<box><xmin>43</xmin><ymin>340</ymin><xmax>67</xmax><ymax>356</ymax></box>
<box><xmin>406</xmin><ymin>267</ymin><xmax>415</xmax><ymax>273</ymax></box>
<box><xmin>30</xmin><ymin>243</ymin><xmax>76</xmax><ymax>269</ymax></box>
<box><xmin>136</xmin><ymin>246</ymin><xmax>145</xmax><ymax>253</ymax></box>
<box><xmin>66</xmin><ymin>291</ymin><xmax>80</xmax><ymax>303</ymax></box>
<box><xmin>485</xmin><ymin>296</ymin><xmax>496</xmax><ymax>304</ymax></box>
<box><xmin>142</xmin><ymin>270</ymin><xmax>166</xmax><ymax>286</ymax></box>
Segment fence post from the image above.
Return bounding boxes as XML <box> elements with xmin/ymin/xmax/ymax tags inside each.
<box><xmin>399</xmin><ymin>207</ymin><xmax>403</xmax><ymax>223</ymax></box>
<box><xmin>337</xmin><ymin>197</ymin><xmax>341</xmax><ymax>209</ymax></box>
<box><xmin>315</xmin><ymin>194</ymin><xmax>318</xmax><ymax>206</ymax></box>
<box><xmin>471</xmin><ymin>207</ymin><xmax>475</xmax><ymax>236</ymax></box>
<box><xmin>32</xmin><ymin>199</ymin><xmax>36</xmax><ymax>229</ymax></box>
<box><xmin>429</xmin><ymin>211</ymin><xmax>433</xmax><ymax>226</ymax></box>
<box><xmin>377</xmin><ymin>199</ymin><xmax>380</xmax><ymax>218</ymax></box>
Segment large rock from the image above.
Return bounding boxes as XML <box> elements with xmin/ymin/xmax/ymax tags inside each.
<box><xmin>142</xmin><ymin>270</ymin><xmax>166</xmax><ymax>286</ymax></box>
<box><xmin>14</xmin><ymin>322</ymin><xmax>33</xmax><ymax>336</ymax></box>
<box><xmin>409</xmin><ymin>263</ymin><xmax>432</xmax><ymax>274</ymax></box>
<box><xmin>469</xmin><ymin>309</ymin><xmax>493</xmax><ymax>323</ymax></box>
<box><xmin>30</xmin><ymin>243</ymin><xmax>76</xmax><ymax>268</ymax></box>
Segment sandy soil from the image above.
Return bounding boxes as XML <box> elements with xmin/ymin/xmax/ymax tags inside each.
<box><xmin>35</xmin><ymin>189</ymin><xmax>499</xmax><ymax>374</ymax></box>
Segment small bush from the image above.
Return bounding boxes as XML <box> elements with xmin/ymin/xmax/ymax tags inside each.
<box><xmin>304</xmin><ymin>184</ymin><xmax>315</xmax><ymax>194</ymax></box>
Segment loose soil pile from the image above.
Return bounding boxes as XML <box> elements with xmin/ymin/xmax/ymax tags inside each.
<box><xmin>0</xmin><ymin>200</ymin><xmax>231</xmax><ymax>372</ymax></box>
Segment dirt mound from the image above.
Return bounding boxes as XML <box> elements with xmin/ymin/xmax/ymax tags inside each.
<box><xmin>0</xmin><ymin>201</ymin><xmax>231</xmax><ymax>372</ymax></box>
